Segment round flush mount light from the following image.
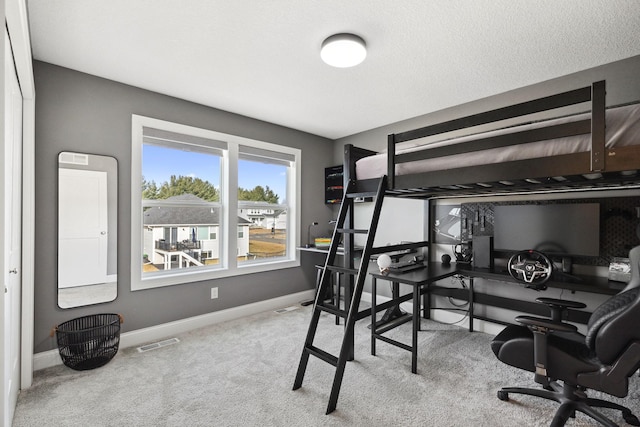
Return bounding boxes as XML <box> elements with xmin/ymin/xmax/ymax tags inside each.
<box><xmin>321</xmin><ymin>33</ymin><xmax>367</xmax><ymax>68</ymax></box>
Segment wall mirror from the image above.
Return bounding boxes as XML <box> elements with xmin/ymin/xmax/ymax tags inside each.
<box><xmin>58</xmin><ymin>152</ymin><xmax>118</xmax><ymax>308</ymax></box>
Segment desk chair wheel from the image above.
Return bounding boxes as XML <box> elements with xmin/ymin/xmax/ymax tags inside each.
<box><xmin>623</xmin><ymin>410</ymin><xmax>640</xmax><ymax>426</ymax></box>
<box><xmin>497</xmin><ymin>390</ymin><xmax>509</xmax><ymax>401</ymax></box>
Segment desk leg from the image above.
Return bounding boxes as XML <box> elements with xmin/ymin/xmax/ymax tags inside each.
<box><xmin>468</xmin><ymin>277</ymin><xmax>474</xmax><ymax>333</ymax></box>
<box><xmin>422</xmin><ymin>284</ymin><xmax>431</xmax><ymax>320</ymax></box>
<box><xmin>412</xmin><ymin>283</ymin><xmax>419</xmax><ymax>374</ymax></box>
<box><xmin>371</xmin><ymin>277</ymin><xmax>377</xmax><ymax>356</ymax></box>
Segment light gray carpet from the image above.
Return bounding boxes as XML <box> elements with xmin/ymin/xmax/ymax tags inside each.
<box><xmin>13</xmin><ymin>305</ymin><xmax>640</xmax><ymax>426</ymax></box>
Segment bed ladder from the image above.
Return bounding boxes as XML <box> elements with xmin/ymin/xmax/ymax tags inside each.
<box><xmin>293</xmin><ymin>175</ymin><xmax>387</xmax><ymax>414</ymax></box>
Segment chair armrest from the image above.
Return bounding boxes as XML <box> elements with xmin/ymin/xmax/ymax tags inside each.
<box><xmin>515</xmin><ymin>315</ymin><xmax>579</xmax><ymax>333</ymax></box>
<box><xmin>535</xmin><ymin>297</ymin><xmax>587</xmax><ymax>322</ymax></box>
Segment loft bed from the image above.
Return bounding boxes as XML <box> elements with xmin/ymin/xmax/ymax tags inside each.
<box><xmin>345</xmin><ymin>81</ymin><xmax>640</xmax><ymax>199</ymax></box>
<box><xmin>296</xmin><ymin>81</ymin><xmax>640</xmax><ymax>416</ymax></box>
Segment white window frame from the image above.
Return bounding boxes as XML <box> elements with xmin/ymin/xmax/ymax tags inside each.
<box><xmin>131</xmin><ymin>115</ymin><xmax>301</xmax><ymax>290</ymax></box>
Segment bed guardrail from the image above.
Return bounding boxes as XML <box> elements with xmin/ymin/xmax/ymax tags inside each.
<box><xmin>386</xmin><ymin>81</ymin><xmax>606</xmax><ymax>190</ymax></box>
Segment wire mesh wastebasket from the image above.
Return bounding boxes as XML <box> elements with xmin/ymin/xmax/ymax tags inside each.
<box><xmin>54</xmin><ymin>313</ymin><xmax>123</xmax><ymax>371</ymax></box>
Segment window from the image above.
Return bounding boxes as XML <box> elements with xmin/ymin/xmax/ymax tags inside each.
<box><xmin>131</xmin><ymin>115</ymin><xmax>301</xmax><ymax>290</ymax></box>
<box><xmin>237</xmin><ymin>146</ymin><xmax>292</xmax><ymax>265</ymax></box>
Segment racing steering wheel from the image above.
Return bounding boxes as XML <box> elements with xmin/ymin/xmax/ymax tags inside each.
<box><xmin>507</xmin><ymin>250</ymin><xmax>553</xmax><ymax>290</ymax></box>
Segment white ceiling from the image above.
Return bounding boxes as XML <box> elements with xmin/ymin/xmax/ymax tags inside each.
<box><xmin>27</xmin><ymin>0</ymin><xmax>640</xmax><ymax>140</ymax></box>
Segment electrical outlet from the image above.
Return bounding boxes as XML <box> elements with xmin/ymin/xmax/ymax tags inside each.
<box><xmin>210</xmin><ymin>287</ymin><xmax>219</xmax><ymax>299</ymax></box>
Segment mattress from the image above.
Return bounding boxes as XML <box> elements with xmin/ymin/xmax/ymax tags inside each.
<box><xmin>355</xmin><ymin>103</ymin><xmax>640</xmax><ymax>180</ymax></box>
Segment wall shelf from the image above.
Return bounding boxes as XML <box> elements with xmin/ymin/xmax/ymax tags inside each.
<box><xmin>325</xmin><ymin>165</ymin><xmax>343</xmax><ymax>204</ymax></box>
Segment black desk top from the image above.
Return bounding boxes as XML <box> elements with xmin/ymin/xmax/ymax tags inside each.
<box><xmin>456</xmin><ymin>264</ymin><xmax>624</xmax><ymax>295</ymax></box>
<box><xmin>370</xmin><ymin>262</ymin><xmax>625</xmax><ymax>295</ymax></box>
<box><xmin>369</xmin><ymin>262</ymin><xmax>458</xmax><ymax>285</ymax></box>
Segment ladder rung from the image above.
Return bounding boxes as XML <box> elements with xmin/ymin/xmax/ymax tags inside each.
<box><xmin>306</xmin><ymin>345</ymin><xmax>338</xmax><ymax>366</ymax></box>
<box><xmin>337</xmin><ymin>228</ymin><xmax>368</xmax><ymax>234</ymax></box>
<box><xmin>317</xmin><ymin>303</ymin><xmax>348</xmax><ymax>318</ymax></box>
<box><xmin>325</xmin><ymin>265</ymin><xmax>358</xmax><ymax>275</ymax></box>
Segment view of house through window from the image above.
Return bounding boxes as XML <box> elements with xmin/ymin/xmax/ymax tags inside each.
<box><xmin>133</xmin><ymin>116</ymin><xmax>299</xmax><ymax>289</ymax></box>
<box><xmin>237</xmin><ymin>152</ymin><xmax>290</xmax><ymax>265</ymax></box>
<box><xmin>142</xmin><ymin>142</ymin><xmax>223</xmax><ymax>274</ymax></box>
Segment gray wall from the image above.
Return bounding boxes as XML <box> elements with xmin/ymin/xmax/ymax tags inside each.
<box><xmin>33</xmin><ymin>61</ymin><xmax>335</xmax><ymax>352</ymax></box>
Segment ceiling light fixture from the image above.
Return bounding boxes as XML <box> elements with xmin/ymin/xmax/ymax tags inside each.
<box><xmin>321</xmin><ymin>33</ymin><xmax>367</xmax><ymax>68</ymax></box>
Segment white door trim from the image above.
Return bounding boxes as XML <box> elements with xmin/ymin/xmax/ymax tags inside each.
<box><xmin>6</xmin><ymin>0</ymin><xmax>37</xmax><ymax>390</ymax></box>
<box><xmin>3</xmin><ymin>29</ymin><xmax>24</xmax><ymax>425</ymax></box>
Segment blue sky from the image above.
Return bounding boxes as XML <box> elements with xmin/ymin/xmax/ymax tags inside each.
<box><xmin>143</xmin><ymin>145</ymin><xmax>287</xmax><ymax>201</ymax></box>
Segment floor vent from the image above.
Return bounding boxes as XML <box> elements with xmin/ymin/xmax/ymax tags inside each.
<box><xmin>137</xmin><ymin>337</ymin><xmax>180</xmax><ymax>353</ymax></box>
<box><xmin>275</xmin><ymin>306</ymin><xmax>300</xmax><ymax>314</ymax></box>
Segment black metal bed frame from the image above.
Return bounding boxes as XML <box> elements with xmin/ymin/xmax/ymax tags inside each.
<box><xmin>347</xmin><ymin>80</ymin><xmax>640</xmax><ymax>199</ymax></box>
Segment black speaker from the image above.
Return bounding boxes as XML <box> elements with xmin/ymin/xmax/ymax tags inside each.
<box><xmin>472</xmin><ymin>236</ymin><xmax>494</xmax><ymax>269</ymax></box>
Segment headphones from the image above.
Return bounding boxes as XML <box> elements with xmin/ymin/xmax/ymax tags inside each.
<box><xmin>453</xmin><ymin>244</ymin><xmax>472</xmax><ymax>263</ymax></box>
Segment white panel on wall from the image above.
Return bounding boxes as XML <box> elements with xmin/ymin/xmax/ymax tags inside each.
<box><xmin>353</xmin><ymin>198</ymin><xmax>426</xmax><ymax>249</ymax></box>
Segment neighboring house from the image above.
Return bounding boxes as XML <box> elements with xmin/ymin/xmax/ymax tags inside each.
<box><xmin>143</xmin><ymin>194</ymin><xmax>251</xmax><ymax>268</ymax></box>
<box><xmin>239</xmin><ymin>207</ymin><xmax>288</xmax><ymax>230</ymax></box>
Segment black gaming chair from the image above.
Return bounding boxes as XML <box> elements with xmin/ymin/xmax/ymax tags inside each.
<box><xmin>491</xmin><ymin>251</ymin><xmax>640</xmax><ymax>427</ymax></box>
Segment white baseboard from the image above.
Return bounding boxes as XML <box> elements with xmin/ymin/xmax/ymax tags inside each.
<box><xmin>32</xmin><ymin>290</ymin><xmax>315</xmax><ymax>373</ymax></box>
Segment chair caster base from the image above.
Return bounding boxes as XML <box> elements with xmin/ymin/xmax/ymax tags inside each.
<box><xmin>623</xmin><ymin>410</ymin><xmax>640</xmax><ymax>426</ymax></box>
<box><xmin>496</xmin><ymin>383</ymin><xmax>638</xmax><ymax>427</ymax></box>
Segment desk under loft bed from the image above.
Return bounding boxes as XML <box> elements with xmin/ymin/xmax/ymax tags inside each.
<box><xmin>294</xmin><ymin>80</ymin><xmax>640</xmax><ymax>414</ymax></box>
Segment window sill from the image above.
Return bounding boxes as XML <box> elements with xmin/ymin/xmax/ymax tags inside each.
<box><xmin>131</xmin><ymin>258</ymin><xmax>301</xmax><ymax>291</ymax></box>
